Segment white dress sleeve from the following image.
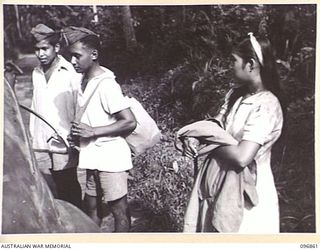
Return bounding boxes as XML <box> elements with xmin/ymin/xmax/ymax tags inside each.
<box><xmin>242</xmin><ymin>99</ymin><xmax>283</xmax><ymax>145</ymax></box>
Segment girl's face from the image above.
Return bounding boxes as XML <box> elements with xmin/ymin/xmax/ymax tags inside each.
<box><xmin>69</xmin><ymin>41</ymin><xmax>95</xmax><ymax>73</ymax></box>
<box><xmin>231</xmin><ymin>53</ymin><xmax>250</xmax><ymax>83</ymax></box>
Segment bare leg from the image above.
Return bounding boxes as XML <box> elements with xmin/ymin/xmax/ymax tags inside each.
<box><xmin>108</xmin><ymin>195</ymin><xmax>130</xmax><ymax>232</ymax></box>
<box><xmin>83</xmin><ymin>193</ymin><xmax>101</xmax><ymax>226</ymax></box>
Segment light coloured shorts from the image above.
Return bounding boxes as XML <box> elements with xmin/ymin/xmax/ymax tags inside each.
<box><xmin>34</xmin><ymin>151</ymin><xmax>69</xmax><ymax>197</ymax></box>
<box><xmin>34</xmin><ymin>151</ymin><xmax>71</xmax><ymax>171</ymax></box>
<box><xmin>85</xmin><ymin>169</ymin><xmax>128</xmax><ymax>202</ymax></box>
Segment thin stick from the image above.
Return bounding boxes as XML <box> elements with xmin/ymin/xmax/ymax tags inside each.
<box><xmin>193</xmin><ymin>156</ymin><xmax>198</xmax><ymax>180</ymax></box>
<box><xmin>19</xmin><ymin>104</ymin><xmax>69</xmax><ymax>151</ymax></box>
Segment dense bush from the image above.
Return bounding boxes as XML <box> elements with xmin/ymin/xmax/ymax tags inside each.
<box><xmin>121</xmin><ymin>76</ymin><xmax>195</xmax><ymax>231</ymax></box>
<box><xmin>168</xmin><ymin>5</ymin><xmax>316</xmax><ymax>120</ymax></box>
<box><xmin>4</xmin><ymin>4</ymin><xmax>316</xmax><ymax>79</ymax></box>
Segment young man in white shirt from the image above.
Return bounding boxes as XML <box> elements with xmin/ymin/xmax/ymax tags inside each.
<box><xmin>65</xmin><ymin>26</ymin><xmax>136</xmax><ymax>232</ymax></box>
<box><xmin>30</xmin><ymin>24</ymin><xmax>82</xmax><ymax>208</ymax></box>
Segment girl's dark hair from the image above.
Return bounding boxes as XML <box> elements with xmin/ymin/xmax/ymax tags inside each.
<box><xmin>79</xmin><ymin>34</ymin><xmax>101</xmax><ymax>54</ymax></box>
<box><xmin>226</xmin><ymin>36</ymin><xmax>286</xmax><ymax>115</ymax></box>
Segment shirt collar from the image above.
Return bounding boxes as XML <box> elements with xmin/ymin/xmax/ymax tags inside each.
<box><xmin>34</xmin><ymin>55</ymin><xmax>69</xmax><ymax>73</ymax></box>
<box><xmin>92</xmin><ymin>66</ymin><xmax>115</xmax><ymax>81</ymax></box>
<box><xmin>78</xmin><ymin>67</ymin><xmax>115</xmax><ymax>97</ymax></box>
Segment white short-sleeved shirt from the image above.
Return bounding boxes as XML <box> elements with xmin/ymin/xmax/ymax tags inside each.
<box><xmin>220</xmin><ymin>89</ymin><xmax>283</xmax><ymax>233</ymax></box>
<box><xmin>77</xmin><ymin>67</ymin><xmax>132</xmax><ymax>172</ymax></box>
<box><xmin>29</xmin><ymin>55</ymin><xmax>81</xmax><ymax>152</ymax></box>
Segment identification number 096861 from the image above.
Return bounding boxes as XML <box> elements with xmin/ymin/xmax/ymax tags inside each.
<box><xmin>300</xmin><ymin>244</ymin><xmax>318</xmax><ymax>248</ymax></box>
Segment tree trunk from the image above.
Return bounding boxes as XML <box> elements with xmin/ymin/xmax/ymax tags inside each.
<box><xmin>92</xmin><ymin>5</ymin><xmax>99</xmax><ymax>23</ymax></box>
<box><xmin>14</xmin><ymin>5</ymin><xmax>22</xmax><ymax>39</ymax></box>
<box><xmin>121</xmin><ymin>6</ymin><xmax>137</xmax><ymax>50</ymax></box>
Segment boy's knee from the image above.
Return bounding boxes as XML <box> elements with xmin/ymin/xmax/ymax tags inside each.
<box><xmin>108</xmin><ymin>195</ymin><xmax>128</xmax><ymax>208</ymax></box>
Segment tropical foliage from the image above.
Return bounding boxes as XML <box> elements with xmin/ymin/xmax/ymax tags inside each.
<box><xmin>4</xmin><ymin>4</ymin><xmax>316</xmax><ymax>232</ymax></box>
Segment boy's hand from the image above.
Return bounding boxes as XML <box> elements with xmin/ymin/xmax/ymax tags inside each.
<box><xmin>67</xmin><ymin>134</ymin><xmax>77</xmax><ymax>147</ymax></box>
<box><xmin>71</xmin><ymin>122</ymin><xmax>95</xmax><ymax>139</ymax></box>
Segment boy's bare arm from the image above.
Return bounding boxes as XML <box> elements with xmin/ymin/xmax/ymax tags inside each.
<box><xmin>70</xmin><ymin>108</ymin><xmax>137</xmax><ymax>139</ymax></box>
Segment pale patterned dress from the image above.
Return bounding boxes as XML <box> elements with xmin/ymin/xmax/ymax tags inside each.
<box><xmin>218</xmin><ymin>89</ymin><xmax>283</xmax><ymax>233</ymax></box>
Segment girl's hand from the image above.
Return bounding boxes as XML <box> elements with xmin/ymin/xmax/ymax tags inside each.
<box><xmin>183</xmin><ymin>137</ymin><xmax>200</xmax><ymax>159</ymax></box>
<box><xmin>71</xmin><ymin>122</ymin><xmax>95</xmax><ymax>139</ymax></box>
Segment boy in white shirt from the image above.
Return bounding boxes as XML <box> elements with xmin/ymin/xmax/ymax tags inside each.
<box><xmin>30</xmin><ymin>24</ymin><xmax>82</xmax><ymax>208</ymax></box>
<box><xmin>65</xmin><ymin>26</ymin><xmax>136</xmax><ymax>232</ymax></box>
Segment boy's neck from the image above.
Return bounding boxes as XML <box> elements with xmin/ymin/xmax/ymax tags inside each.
<box><xmin>81</xmin><ymin>62</ymin><xmax>105</xmax><ymax>92</ymax></box>
<box><xmin>84</xmin><ymin>62</ymin><xmax>105</xmax><ymax>81</ymax></box>
<box><xmin>42</xmin><ymin>56</ymin><xmax>60</xmax><ymax>82</ymax></box>
<box><xmin>42</xmin><ymin>56</ymin><xmax>59</xmax><ymax>72</ymax></box>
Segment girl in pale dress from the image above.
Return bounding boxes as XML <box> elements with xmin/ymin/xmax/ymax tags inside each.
<box><xmin>183</xmin><ymin>33</ymin><xmax>284</xmax><ymax>233</ymax></box>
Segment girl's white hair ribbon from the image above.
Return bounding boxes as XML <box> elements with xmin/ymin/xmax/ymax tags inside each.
<box><xmin>248</xmin><ymin>32</ymin><xmax>264</xmax><ymax>66</ymax></box>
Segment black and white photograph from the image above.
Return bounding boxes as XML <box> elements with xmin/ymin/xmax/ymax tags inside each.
<box><xmin>2</xmin><ymin>3</ymin><xmax>316</xmax><ymax>239</ymax></box>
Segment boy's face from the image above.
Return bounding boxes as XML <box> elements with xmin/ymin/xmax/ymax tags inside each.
<box><xmin>69</xmin><ymin>42</ymin><xmax>95</xmax><ymax>74</ymax></box>
<box><xmin>34</xmin><ymin>39</ymin><xmax>59</xmax><ymax>67</ymax></box>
